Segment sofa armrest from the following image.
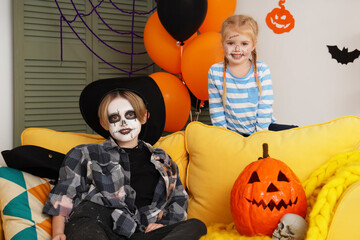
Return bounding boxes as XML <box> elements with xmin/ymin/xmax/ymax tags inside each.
<box><xmin>304</xmin><ymin>149</ymin><xmax>360</xmax><ymax>240</ymax></box>
<box><xmin>327</xmin><ymin>181</ymin><xmax>360</xmax><ymax>239</ymax></box>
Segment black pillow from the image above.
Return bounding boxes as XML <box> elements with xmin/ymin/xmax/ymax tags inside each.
<box><xmin>1</xmin><ymin>145</ymin><xmax>65</xmax><ymax>180</ymax></box>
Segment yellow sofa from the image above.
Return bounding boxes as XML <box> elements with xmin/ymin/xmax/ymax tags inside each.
<box><xmin>1</xmin><ymin>116</ymin><xmax>360</xmax><ymax>240</ymax></box>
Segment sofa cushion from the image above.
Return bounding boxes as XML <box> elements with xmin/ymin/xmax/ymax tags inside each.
<box><xmin>21</xmin><ymin>128</ymin><xmax>105</xmax><ymax>154</ymax></box>
<box><xmin>0</xmin><ymin>166</ymin><xmax>52</xmax><ymax>240</ymax></box>
<box><xmin>184</xmin><ymin>116</ymin><xmax>360</xmax><ymax>226</ymax></box>
<box><xmin>154</xmin><ymin>131</ymin><xmax>188</xmax><ymax>186</ymax></box>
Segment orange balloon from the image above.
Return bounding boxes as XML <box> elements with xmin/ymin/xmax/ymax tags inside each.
<box><xmin>150</xmin><ymin>72</ymin><xmax>191</xmax><ymax>132</ymax></box>
<box><xmin>181</xmin><ymin>32</ymin><xmax>224</xmax><ymax>101</ymax></box>
<box><xmin>144</xmin><ymin>12</ymin><xmax>196</xmax><ymax>74</ymax></box>
<box><xmin>198</xmin><ymin>0</ymin><xmax>237</xmax><ymax>33</ymax></box>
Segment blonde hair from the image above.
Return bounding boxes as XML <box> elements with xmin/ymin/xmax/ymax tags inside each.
<box><xmin>98</xmin><ymin>90</ymin><xmax>147</xmax><ymax>129</ymax></box>
<box><xmin>220</xmin><ymin>15</ymin><xmax>262</xmax><ymax>107</ymax></box>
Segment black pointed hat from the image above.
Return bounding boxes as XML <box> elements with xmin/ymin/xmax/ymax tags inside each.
<box><xmin>79</xmin><ymin>76</ymin><xmax>165</xmax><ymax>145</ymax></box>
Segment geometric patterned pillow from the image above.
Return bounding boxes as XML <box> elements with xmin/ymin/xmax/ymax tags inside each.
<box><xmin>0</xmin><ymin>166</ymin><xmax>53</xmax><ymax>240</ymax></box>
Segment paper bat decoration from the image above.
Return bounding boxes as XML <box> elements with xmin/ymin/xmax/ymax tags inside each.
<box><xmin>327</xmin><ymin>45</ymin><xmax>360</xmax><ymax>64</ymax></box>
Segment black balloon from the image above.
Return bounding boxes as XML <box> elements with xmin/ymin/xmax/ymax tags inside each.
<box><xmin>157</xmin><ymin>0</ymin><xmax>207</xmax><ymax>43</ymax></box>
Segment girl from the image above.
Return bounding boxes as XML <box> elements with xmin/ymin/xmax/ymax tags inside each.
<box><xmin>208</xmin><ymin>15</ymin><xmax>296</xmax><ymax>136</ymax></box>
<box><xmin>43</xmin><ymin>77</ymin><xmax>206</xmax><ymax>240</ymax></box>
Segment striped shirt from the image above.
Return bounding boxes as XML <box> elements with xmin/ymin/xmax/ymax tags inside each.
<box><xmin>208</xmin><ymin>61</ymin><xmax>274</xmax><ymax>135</ymax></box>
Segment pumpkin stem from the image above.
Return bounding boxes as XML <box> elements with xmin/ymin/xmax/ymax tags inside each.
<box><xmin>263</xmin><ymin>143</ymin><xmax>269</xmax><ymax>158</ymax></box>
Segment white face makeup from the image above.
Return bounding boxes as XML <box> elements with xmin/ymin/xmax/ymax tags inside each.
<box><xmin>224</xmin><ymin>30</ymin><xmax>255</xmax><ymax>66</ymax></box>
<box><xmin>107</xmin><ymin>97</ymin><xmax>142</xmax><ymax>147</ymax></box>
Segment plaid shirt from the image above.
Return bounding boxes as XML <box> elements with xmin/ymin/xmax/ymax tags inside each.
<box><xmin>43</xmin><ymin>138</ymin><xmax>188</xmax><ymax>237</ymax></box>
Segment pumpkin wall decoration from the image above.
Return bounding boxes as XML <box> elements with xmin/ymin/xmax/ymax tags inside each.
<box><xmin>266</xmin><ymin>0</ymin><xmax>295</xmax><ymax>34</ymax></box>
<box><xmin>230</xmin><ymin>143</ymin><xmax>307</xmax><ymax>236</ymax></box>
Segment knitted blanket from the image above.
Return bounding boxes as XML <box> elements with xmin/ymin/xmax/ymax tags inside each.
<box><xmin>200</xmin><ymin>150</ymin><xmax>360</xmax><ymax>240</ymax></box>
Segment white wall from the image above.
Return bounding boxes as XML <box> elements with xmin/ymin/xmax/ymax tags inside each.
<box><xmin>0</xmin><ymin>0</ymin><xmax>12</xmax><ymax>165</ymax></box>
<box><xmin>1</xmin><ymin>0</ymin><xmax>359</xmax><ymax>164</ymax></box>
<box><xmin>236</xmin><ymin>0</ymin><xmax>360</xmax><ymax>126</ymax></box>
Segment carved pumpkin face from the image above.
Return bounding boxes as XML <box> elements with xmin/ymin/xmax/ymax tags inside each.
<box><xmin>266</xmin><ymin>7</ymin><xmax>295</xmax><ymax>34</ymax></box>
<box><xmin>231</xmin><ymin>147</ymin><xmax>307</xmax><ymax>236</ymax></box>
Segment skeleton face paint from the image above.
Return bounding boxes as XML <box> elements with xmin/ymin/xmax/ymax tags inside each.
<box><xmin>107</xmin><ymin>97</ymin><xmax>142</xmax><ymax>147</ymax></box>
<box><xmin>223</xmin><ymin>30</ymin><xmax>255</xmax><ymax>66</ymax></box>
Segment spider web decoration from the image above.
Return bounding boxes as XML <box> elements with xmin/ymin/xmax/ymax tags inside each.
<box><xmin>55</xmin><ymin>0</ymin><xmax>157</xmax><ymax>76</ymax></box>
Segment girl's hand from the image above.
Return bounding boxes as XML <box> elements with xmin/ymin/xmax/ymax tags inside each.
<box><xmin>52</xmin><ymin>233</ymin><xmax>66</xmax><ymax>240</ymax></box>
<box><xmin>145</xmin><ymin>223</ymin><xmax>165</xmax><ymax>233</ymax></box>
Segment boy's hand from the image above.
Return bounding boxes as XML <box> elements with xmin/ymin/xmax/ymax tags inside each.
<box><xmin>145</xmin><ymin>223</ymin><xmax>165</xmax><ymax>233</ymax></box>
<box><xmin>53</xmin><ymin>233</ymin><xmax>66</xmax><ymax>240</ymax></box>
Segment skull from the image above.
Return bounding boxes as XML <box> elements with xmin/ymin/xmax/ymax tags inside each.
<box><xmin>272</xmin><ymin>213</ymin><xmax>308</xmax><ymax>240</ymax></box>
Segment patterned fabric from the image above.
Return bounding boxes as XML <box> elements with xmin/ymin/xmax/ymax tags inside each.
<box><xmin>43</xmin><ymin>138</ymin><xmax>188</xmax><ymax>238</ymax></box>
<box><xmin>0</xmin><ymin>166</ymin><xmax>52</xmax><ymax>240</ymax></box>
<box><xmin>208</xmin><ymin>61</ymin><xmax>274</xmax><ymax>135</ymax></box>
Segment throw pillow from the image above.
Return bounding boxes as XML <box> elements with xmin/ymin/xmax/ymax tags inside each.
<box><xmin>185</xmin><ymin>116</ymin><xmax>360</xmax><ymax>226</ymax></box>
<box><xmin>2</xmin><ymin>145</ymin><xmax>65</xmax><ymax>180</ymax></box>
<box><xmin>0</xmin><ymin>166</ymin><xmax>52</xmax><ymax>240</ymax></box>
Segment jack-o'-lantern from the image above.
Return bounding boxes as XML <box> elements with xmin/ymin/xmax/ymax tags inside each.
<box><xmin>266</xmin><ymin>0</ymin><xmax>295</xmax><ymax>34</ymax></box>
<box><xmin>230</xmin><ymin>143</ymin><xmax>307</xmax><ymax>236</ymax></box>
